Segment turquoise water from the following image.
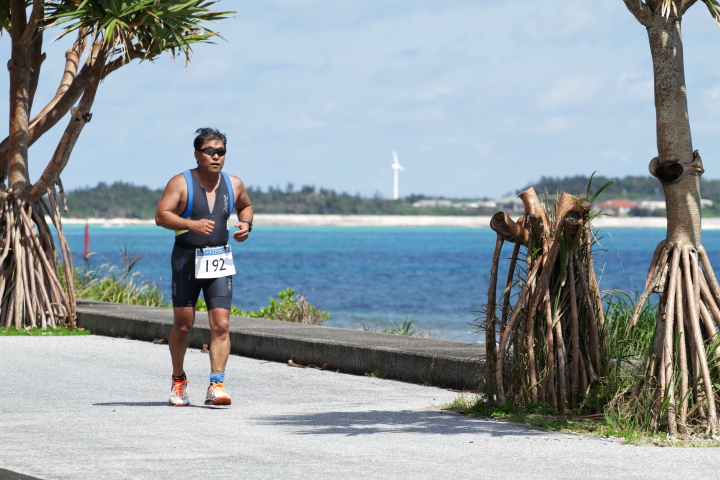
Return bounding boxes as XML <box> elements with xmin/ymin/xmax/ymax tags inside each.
<box><xmin>59</xmin><ymin>224</ymin><xmax>720</xmax><ymax>343</ymax></box>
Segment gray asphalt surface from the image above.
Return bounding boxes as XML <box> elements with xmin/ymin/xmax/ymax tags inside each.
<box><xmin>1</xmin><ymin>336</ymin><xmax>719</xmax><ymax>480</ymax></box>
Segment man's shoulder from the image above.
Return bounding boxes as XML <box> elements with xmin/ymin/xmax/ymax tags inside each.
<box><xmin>165</xmin><ymin>172</ymin><xmax>192</xmax><ymax>191</ymax></box>
<box><xmin>226</xmin><ymin>174</ymin><xmax>244</xmax><ymax>188</ymax></box>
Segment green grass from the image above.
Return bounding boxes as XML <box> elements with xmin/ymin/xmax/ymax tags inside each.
<box><xmin>356</xmin><ymin>317</ymin><xmax>430</xmax><ymax>337</ymax></box>
<box><xmin>0</xmin><ymin>325</ymin><xmax>91</xmax><ymax>336</ymax></box>
<box><xmin>441</xmin><ymin>291</ymin><xmax>720</xmax><ymax>445</ymax></box>
<box><xmin>71</xmin><ymin>247</ymin><xmax>330</xmax><ymax>324</ymax></box>
<box><xmin>68</xmin><ymin>247</ymin><xmax>166</xmax><ymax>307</ymax></box>
<box><xmin>195</xmin><ymin>288</ymin><xmax>330</xmax><ymax>325</ymax></box>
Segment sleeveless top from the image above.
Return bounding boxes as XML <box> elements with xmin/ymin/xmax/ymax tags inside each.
<box><xmin>174</xmin><ymin>169</ymin><xmax>235</xmax><ymax>248</ymax></box>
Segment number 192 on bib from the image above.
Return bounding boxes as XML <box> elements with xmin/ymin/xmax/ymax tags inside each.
<box><xmin>195</xmin><ymin>245</ymin><xmax>236</xmax><ymax>279</ymax></box>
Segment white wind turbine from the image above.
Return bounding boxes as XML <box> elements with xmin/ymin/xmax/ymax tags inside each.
<box><xmin>392</xmin><ymin>151</ymin><xmax>405</xmax><ymax>200</ymax></box>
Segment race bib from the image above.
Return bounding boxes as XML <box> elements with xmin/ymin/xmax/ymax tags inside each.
<box><xmin>195</xmin><ymin>245</ymin><xmax>236</xmax><ymax>279</ymax></box>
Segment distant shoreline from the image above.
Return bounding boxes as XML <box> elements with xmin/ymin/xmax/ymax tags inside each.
<box><xmin>54</xmin><ymin>214</ymin><xmax>720</xmax><ymax>229</ymax></box>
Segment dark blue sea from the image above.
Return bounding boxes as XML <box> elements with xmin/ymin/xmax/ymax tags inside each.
<box><xmin>58</xmin><ymin>224</ymin><xmax>720</xmax><ymax>343</ymax></box>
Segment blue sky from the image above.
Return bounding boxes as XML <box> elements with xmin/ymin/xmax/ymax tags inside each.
<box><xmin>5</xmin><ymin>0</ymin><xmax>720</xmax><ymax>198</ymax></box>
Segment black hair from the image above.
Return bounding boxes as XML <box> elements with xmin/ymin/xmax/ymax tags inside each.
<box><xmin>193</xmin><ymin>127</ymin><xmax>227</xmax><ymax>150</ymax></box>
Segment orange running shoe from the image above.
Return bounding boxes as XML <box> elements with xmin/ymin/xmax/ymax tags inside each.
<box><xmin>205</xmin><ymin>382</ymin><xmax>232</xmax><ymax>405</ymax></box>
<box><xmin>169</xmin><ymin>378</ymin><xmax>189</xmax><ymax>406</ymax></box>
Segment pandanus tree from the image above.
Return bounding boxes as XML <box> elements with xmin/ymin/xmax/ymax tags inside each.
<box><xmin>622</xmin><ymin>0</ymin><xmax>720</xmax><ymax>435</ymax></box>
<box><xmin>485</xmin><ymin>187</ymin><xmax>607</xmax><ymax>411</ymax></box>
<box><xmin>0</xmin><ymin>1</ymin><xmax>232</xmax><ymax>330</ymax></box>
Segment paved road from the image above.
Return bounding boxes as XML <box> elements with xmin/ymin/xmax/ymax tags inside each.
<box><xmin>1</xmin><ymin>336</ymin><xmax>719</xmax><ymax>480</ymax></box>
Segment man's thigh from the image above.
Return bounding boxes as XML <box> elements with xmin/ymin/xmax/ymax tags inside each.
<box><xmin>171</xmin><ymin>245</ymin><xmax>202</xmax><ymax>307</ymax></box>
<box><xmin>202</xmin><ymin>275</ymin><xmax>232</xmax><ymax>311</ymax></box>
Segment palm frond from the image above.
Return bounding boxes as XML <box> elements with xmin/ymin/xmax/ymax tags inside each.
<box><xmin>702</xmin><ymin>0</ymin><xmax>720</xmax><ymax>26</ymax></box>
<box><xmin>46</xmin><ymin>0</ymin><xmax>234</xmax><ymax>65</ymax></box>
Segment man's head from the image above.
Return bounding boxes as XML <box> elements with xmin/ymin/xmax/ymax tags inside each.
<box><xmin>193</xmin><ymin>127</ymin><xmax>227</xmax><ymax>151</ymax></box>
<box><xmin>193</xmin><ymin>127</ymin><xmax>227</xmax><ymax>174</ymax></box>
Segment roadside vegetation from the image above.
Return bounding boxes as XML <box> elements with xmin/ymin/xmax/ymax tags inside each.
<box><xmin>70</xmin><ymin>250</ymin><xmax>329</xmax><ymax>325</ymax></box>
<box><xmin>449</xmin><ymin>292</ymin><xmax>720</xmax><ymax>445</ymax></box>
<box><xmin>356</xmin><ymin>317</ymin><xmax>431</xmax><ymax>338</ymax></box>
<box><xmin>0</xmin><ymin>325</ymin><xmax>91</xmax><ymax>336</ymax></box>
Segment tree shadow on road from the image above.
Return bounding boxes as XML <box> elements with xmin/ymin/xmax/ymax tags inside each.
<box><xmin>258</xmin><ymin>409</ymin><xmax>556</xmax><ymax>438</ymax></box>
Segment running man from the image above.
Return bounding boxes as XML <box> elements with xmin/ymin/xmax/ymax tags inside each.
<box><xmin>155</xmin><ymin>127</ymin><xmax>253</xmax><ymax>406</ymax></box>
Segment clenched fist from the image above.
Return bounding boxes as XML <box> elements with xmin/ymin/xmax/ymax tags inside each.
<box><xmin>190</xmin><ymin>219</ymin><xmax>215</xmax><ymax>235</ymax></box>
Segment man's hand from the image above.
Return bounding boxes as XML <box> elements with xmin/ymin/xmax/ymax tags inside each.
<box><xmin>232</xmin><ymin>221</ymin><xmax>250</xmax><ymax>242</ymax></box>
<box><xmin>190</xmin><ymin>219</ymin><xmax>215</xmax><ymax>235</ymax></box>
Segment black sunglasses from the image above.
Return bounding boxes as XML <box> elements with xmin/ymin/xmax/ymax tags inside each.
<box><xmin>198</xmin><ymin>147</ymin><xmax>226</xmax><ymax>157</ymax></box>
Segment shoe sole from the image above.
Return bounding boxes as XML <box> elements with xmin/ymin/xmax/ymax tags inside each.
<box><xmin>169</xmin><ymin>402</ymin><xmax>189</xmax><ymax>406</ymax></box>
<box><xmin>205</xmin><ymin>396</ymin><xmax>232</xmax><ymax>406</ymax></box>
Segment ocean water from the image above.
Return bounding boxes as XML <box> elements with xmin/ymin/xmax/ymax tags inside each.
<box><xmin>58</xmin><ymin>224</ymin><xmax>720</xmax><ymax>343</ymax></box>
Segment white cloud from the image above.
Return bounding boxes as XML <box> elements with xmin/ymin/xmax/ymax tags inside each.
<box><xmin>537</xmin><ymin>74</ymin><xmax>603</xmax><ymax>110</ymax></box>
<box><xmin>282</xmin><ymin>114</ymin><xmax>326</xmax><ymax>130</ymax></box>
<box><xmin>367</xmin><ymin>108</ymin><xmax>447</xmax><ymax>122</ymax></box>
<box><xmin>518</xmin><ymin>2</ymin><xmax>595</xmax><ymax>41</ymax></box>
<box><xmin>616</xmin><ymin>72</ymin><xmax>654</xmax><ymax>101</ymax></box>
<box><xmin>397</xmin><ymin>86</ymin><xmax>454</xmax><ymax>100</ymax></box>
<box><xmin>537</xmin><ymin>116</ymin><xmax>579</xmax><ymax>134</ymax></box>
<box><xmin>323</xmin><ymin>102</ymin><xmax>338</xmax><ymax>114</ymax></box>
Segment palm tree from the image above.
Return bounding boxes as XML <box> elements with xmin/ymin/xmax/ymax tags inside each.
<box><xmin>622</xmin><ymin>0</ymin><xmax>720</xmax><ymax>435</ymax></box>
<box><xmin>0</xmin><ymin>1</ymin><xmax>232</xmax><ymax>330</ymax></box>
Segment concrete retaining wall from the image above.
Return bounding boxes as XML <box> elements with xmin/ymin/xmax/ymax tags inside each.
<box><xmin>76</xmin><ymin>300</ymin><xmax>486</xmax><ymax>391</ymax></box>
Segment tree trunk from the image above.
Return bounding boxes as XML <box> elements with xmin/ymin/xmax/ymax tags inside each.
<box><xmin>625</xmin><ymin>11</ymin><xmax>720</xmax><ymax>435</ymax></box>
<box><xmin>647</xmin><ymin>15</ymin><xmax>702</xmax><ymax>247</ymax></box>
<box><xmin>7</xmin><ymin>0</ymin><xmax>31</xmax><ymax>192</ymax></box>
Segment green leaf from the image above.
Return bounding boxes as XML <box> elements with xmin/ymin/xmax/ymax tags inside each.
<box><xmin>589</xmin><ymin>179</ymin><xmax>615</xmax><ymax>204</ymax></box>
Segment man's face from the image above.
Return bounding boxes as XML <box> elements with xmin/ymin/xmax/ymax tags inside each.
<box><xmin>194</xmin><ymin>139</ymin><xmax>226</xmax><ymax>174</ymax></box>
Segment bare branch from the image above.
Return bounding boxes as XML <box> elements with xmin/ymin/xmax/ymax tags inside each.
<box><xmin>9</xmin><ymin>0</ymin><xmax>26</xmax><ymax>40</ymax></box>
<box><xmin>27</xmin><ymin>29</ymin><xmax>44</xmax><ymax>114</ymax></box>
<box><xmin>25</xmin><ymin>45</ymin><xmax>108</xmax><ymax>201</ymax></box>
<box><xmin>20</xmin><ymin>0</ymin><xmax>44</xmax><ymax>45</ymax></box>
<box><xmin>623</xmin><ymin>0</ymin><xmax>655</xmax><ymax>25</ymax></box>
<box><xmin>0</xmin><ymin>44</ymin><xmax>142</xmax><ymax>180</ymax></box>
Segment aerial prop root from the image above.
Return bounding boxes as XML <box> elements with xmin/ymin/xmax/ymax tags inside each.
<box><xmin>486</xmin><ymin>189</ymin><xmax>606</xmax><ymax>411</ymax></box>
<box><xmin>0</xmin><ymin>190</ymin><xmax>76</xmax><ymax>329</ymax></box>
<box><xmin>628</xmin><ymin>241</ymin><xmax>720</xmax><ymax>435</ymax></box>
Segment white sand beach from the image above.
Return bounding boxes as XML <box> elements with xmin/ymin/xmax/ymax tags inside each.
<box><xmin>54</xmin><ymin>214</ymin><xmax>720</xmax><ymax>229</ymax></box>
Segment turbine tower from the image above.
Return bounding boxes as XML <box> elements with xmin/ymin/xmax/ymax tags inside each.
<box><xmin>392</xmin><ymin>151</ymin><xmax>405</xmax><ymax>200</ymax></box>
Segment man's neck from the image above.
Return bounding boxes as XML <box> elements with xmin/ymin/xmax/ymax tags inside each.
<box><xmin>192</xmin><ymin>168</ymin><xmax>221</xmax><ymax>191</ymax></box>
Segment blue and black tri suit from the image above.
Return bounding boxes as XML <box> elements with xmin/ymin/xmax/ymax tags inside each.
<box><xmin>171</xmin><ymin>169</ymin><xmax>235</xmax><ymax>310</ymax></box>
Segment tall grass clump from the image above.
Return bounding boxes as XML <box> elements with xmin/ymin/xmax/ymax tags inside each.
<box><xmin>67</xmin><ymin>247</ymin><xmax>166</xmax><ymax>307</ymax></box>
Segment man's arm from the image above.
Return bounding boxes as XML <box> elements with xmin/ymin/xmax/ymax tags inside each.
<box><xmin>230</xmin><ymin>176</ymin><xmax>254</xmax><ymax>243</ymax></box>
<box><xmin>155</xmin><ymin>174</ymin><xmax>214</xmax><ymax>235</ymax></box>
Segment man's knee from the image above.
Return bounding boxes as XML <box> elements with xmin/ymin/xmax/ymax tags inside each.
<box><xmin>172</xmin><ymin>307</ymin><xmax>195</xmax><ymax>336</ymax></box>
<box><xmin>208</xmin><ymin>308</ymin><xmax>230</xmax><ymax>336</ymax></box>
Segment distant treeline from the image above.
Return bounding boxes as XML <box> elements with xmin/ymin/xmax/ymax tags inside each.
<box><xmin>521</xmin><ymin>175</ymin><xmax>720</xmax><ymax>216</ymax></box>
<box><xmin>64</xmin><ymin>182</ymin><xmax>163</xmax><ymax>219</ymax></box>
<box><xmin>61</xmin><ymin>181</ymin><xmax>482</xmax><ymax>218</ymax></box>
<box><xmin>245</xmin><ymin>184</ymin><xmax>480</xmax><ymax>215</ymax></box>
<box><xmin>61</xmin><ymin>174</ymin><xmax>720</xmax><ymax>219</ymax></box>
